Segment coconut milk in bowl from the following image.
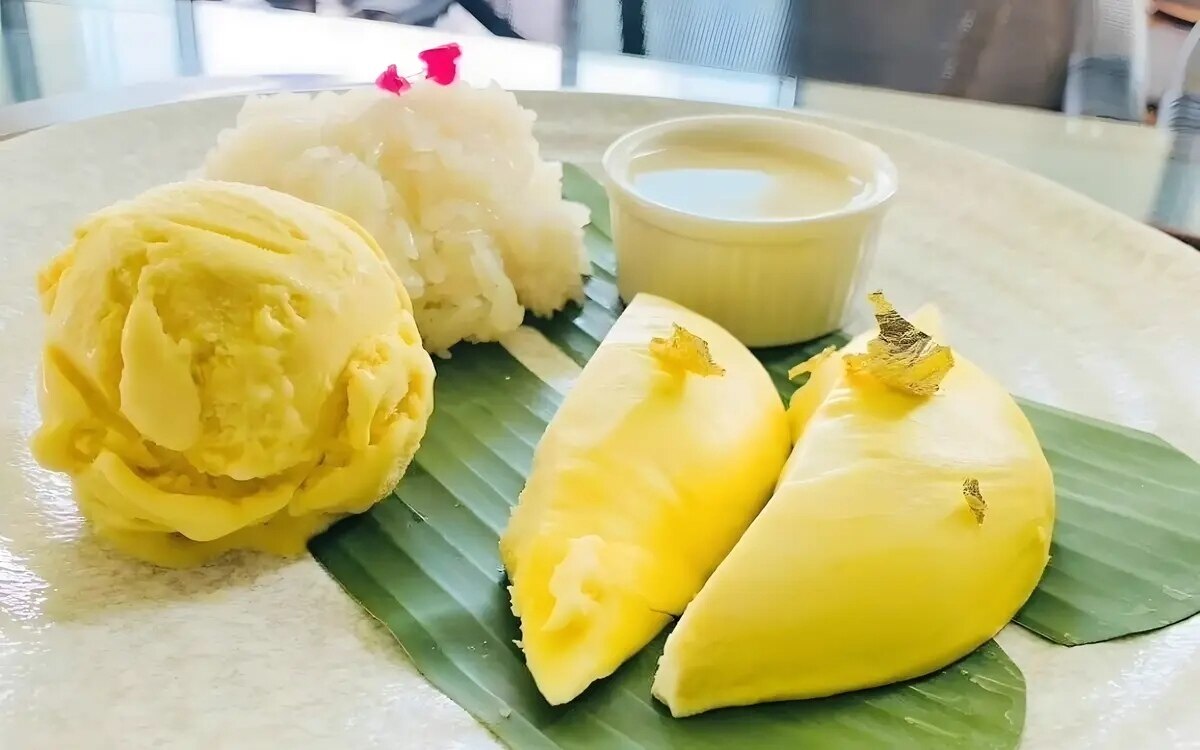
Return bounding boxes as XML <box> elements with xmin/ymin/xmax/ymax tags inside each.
<box><xmin>603</xmin><ymin>114</ymin><xmax>897</xmax><ymax>346</ymax></box>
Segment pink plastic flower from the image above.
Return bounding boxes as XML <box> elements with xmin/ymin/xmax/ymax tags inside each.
<box><xmin>375</xmin><ymin>64</ymin><xmax>411</xmax><ymax>94</ymax></box>
<box><xmin>418</xmin><ymin>43</ymin><xmax>462</xmax><ymax>86</ymax></box>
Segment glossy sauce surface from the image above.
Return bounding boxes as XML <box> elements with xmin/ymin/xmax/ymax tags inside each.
<box><xmin>628</xmin><ymin>143</ymin><xmax>866</xmax><ymax>220</ymax></box>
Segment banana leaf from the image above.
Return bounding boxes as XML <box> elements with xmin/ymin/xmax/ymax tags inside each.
<box><xmin>311</xmin><ymin>340</ymin><xmax>1025</xmax><ymax>750</ymax></box>
<box><xmin>552</xmin><ymin>163</ymin><xmax>1200</xmax><ymax>647</ymax></box>
<box><xmin>1016</xmin><ymin>404</ymin><xmax>1200</xmax><ymax>643</ymax></box>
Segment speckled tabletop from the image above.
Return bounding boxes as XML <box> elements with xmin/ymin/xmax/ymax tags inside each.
<box><xmin>1</xmin><ymin>92</ymin><xmax>1198</xmax><ymax>749</ymax></box>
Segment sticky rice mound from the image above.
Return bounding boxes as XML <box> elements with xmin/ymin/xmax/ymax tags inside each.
<box><xmin>201</xmin><ymin>82</ymin><xmax>590</xmax><ymax>353</ymax></box>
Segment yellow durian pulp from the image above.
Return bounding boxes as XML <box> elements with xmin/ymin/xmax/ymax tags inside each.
<box><xmin>500</xmin><ymin>294</ymin><xmax>791</xmax><ymax>705</ymax></box>
<box><xmin>652</xmin><ymin>306</ymin><xmax>1055</xmax><ymax>717</ymax></box>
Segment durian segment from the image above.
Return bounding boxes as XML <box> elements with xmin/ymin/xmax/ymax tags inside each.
<box><xmin>653</xmin><ymin>304</ymin><xmax>1054</xmax><ymax>717</ymax></box>
<box><xmin>500</xmin><ymin>294</ymin><xmax>790</xmax><ymax>705</ymax></box>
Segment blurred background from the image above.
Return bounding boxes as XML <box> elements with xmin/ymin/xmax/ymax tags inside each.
<box><xmin>1</xmin><ymin>0</ymin><xmax>1196</xmax><ymax>116</ymax></box>
<box><xmin>1</xmin><ymin>0</ymin><xmax>1198</xmax><ymax>240</ymax></box>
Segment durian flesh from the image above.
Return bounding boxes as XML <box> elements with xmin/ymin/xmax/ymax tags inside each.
<box><xmin>500</xmin><ymin>294</ymin><xmax>790</xmax><ymax>705</ymax></box>
<box><xmin>653</xmin><ymin>306</ymin><xmax>1055</xmax><ymax>716</ymax></box>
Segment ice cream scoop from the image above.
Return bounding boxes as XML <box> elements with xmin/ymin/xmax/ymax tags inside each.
<box><xmin>32</xmin><ymin>180</ymin><xmax>435</xmax><ymax>567</ymax></box>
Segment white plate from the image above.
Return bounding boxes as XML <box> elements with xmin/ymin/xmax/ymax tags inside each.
<box><xmin>0</xmin><ymin>91</ymin><xmax>1197</xmax><ymax>749</ymax></box>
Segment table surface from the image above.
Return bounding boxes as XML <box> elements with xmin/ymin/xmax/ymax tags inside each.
<box><xmin>1</xmin><ymin>0</ymin><xmax>1197</xmax><ymax>235</ymax></box>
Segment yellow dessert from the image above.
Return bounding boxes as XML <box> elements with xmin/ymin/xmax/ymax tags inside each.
<box><xmin>500</xmin><ymin>294</ymin><xmax>790</xmax><ymax>705</ymax></box>
<box><xmin>32</xmin><ymin>180</ymin><xmax>435</xmax><ymax>567</ymax></box>
<box><xmin>652</xmin><ymin>295</ymin><xmax>1055</xmax><ymax>716</ymax></box>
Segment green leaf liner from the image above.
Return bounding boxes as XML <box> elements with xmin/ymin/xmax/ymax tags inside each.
<box><xmin>555</xmin><ymin>162</ymin><xmax>1200</xmax><ymax>646</ymax></box>
<box><xmin>310</xmin><ymin>341</ymin><xmax>1027</xmax><ymax>749</ymax></box>
<box><xmin>309</xmin><ymin>164</ymin><xmax>1029</xmax><ymax>749</ymax></box>
<box><xmin>1016</xmin><ymin>403</ymin><xmax>1200</xmax><ymax>643</ymax></box>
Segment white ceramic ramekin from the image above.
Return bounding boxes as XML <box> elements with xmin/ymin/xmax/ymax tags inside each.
<box><xmin>601</xmin><ymin>114</ymin><xmax>898</xmax><ymax>347</ymax></box>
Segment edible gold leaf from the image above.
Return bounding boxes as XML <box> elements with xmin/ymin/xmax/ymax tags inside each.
<box><xmin>844</xmin><ymin>291</ymin><xmax>954</xmax><ymax>396</ymax></box>
<box><xmin>963</xmin><ymin>478</ymin><xmax>986</xmax><ymax>524</ymax></box>
<box><xmin>787</xmin><ymin>346</ymin><xmax>837</xmax><ymax>381</ymax></box>
<box><xmin>649</xmin><ymin>324</ymin><xmax>725</xmax><ymax>378</ymax></box>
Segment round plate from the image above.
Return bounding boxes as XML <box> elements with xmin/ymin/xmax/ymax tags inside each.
<box><xmin>1</xmin><ymin>91</ymin><xmax>1197</xmax><ymax>749</ymax></box>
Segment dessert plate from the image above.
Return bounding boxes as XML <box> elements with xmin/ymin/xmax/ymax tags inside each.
<box><xmin>0</xmin><ymin>91</ymin><xmax>1197</xmax><ymax>749</ymax></box>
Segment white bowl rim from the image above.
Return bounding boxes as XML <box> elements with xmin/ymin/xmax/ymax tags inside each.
<box><xmin>601</xmin><ymin>113</ymin><xmax>900</xmax><ymax>229</ymax></box>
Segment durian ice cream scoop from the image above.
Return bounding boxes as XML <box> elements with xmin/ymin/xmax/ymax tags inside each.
<box><xmin>32</xmin><ymin>180</ymin><xmax>435</xmax><ymax>567</ymax></box>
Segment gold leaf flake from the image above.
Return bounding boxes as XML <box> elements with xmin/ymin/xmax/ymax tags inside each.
<box><xmin>787</xmin><ymin>346</ymin><xmax>837</xmax><ymax>381</ymax></box>
<box><xmin>650</xmin><ymin>324</ymin><xmax>725</xmax><ymax>378</ymax></box>
<box><xmin>844</xmin><ymin>291</ymin><xmax>954</xmax><ymax>396</ymax></box>
<box><xmin>963</xmin><ymin>478</ymin><xmax>986</xmax><ymax>524</ymax></box>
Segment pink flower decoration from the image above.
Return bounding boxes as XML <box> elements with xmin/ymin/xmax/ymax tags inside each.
<box><xmin>418</xmin><ymin>43</ymin><xmax>462</xmax><ymax>86</ymax></box>
<box><xmin>375</xmin><ymin>64</ymin><xmax>411</xmax><ymax>94</ymax></box>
